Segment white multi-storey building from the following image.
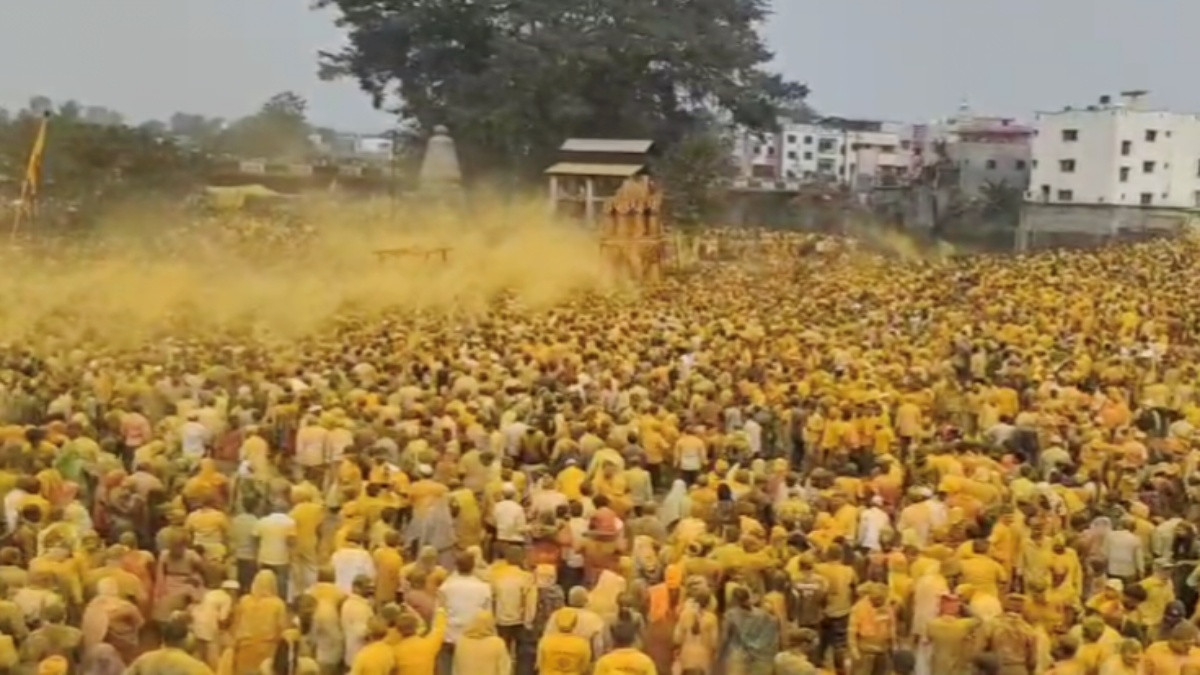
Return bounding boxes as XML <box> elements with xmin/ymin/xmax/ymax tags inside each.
<box><xmin>734</xmin><ymin>119</ymin><xmax>913</xmax><ymax>188</ymax></box>
<box><xmin>1029</xmin><ymin>92</ymin><xmax>1200</xmax><ymax>209</ymax></box>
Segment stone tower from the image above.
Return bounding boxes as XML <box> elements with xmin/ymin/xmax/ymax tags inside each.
<box><xmin>417</xmin><ymin>124</ymin><xmax>463</xmax><ymax>200</ymax></box>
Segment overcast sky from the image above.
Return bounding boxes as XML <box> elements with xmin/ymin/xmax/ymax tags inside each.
<box><xmin>0</xmin><ymin>0</ymin><xmax>1193</xmax><ymax>132</ymax></box>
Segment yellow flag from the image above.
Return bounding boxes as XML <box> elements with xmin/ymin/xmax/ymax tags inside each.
<box><xmin>22</xmin><ymin>113</ymin><xmax>49</xmax><ymax>201</ymax></box>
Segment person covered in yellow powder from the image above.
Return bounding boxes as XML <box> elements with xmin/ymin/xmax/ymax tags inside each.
<box><xmin>229</xmin><ymin>570</ymin><xmax>289</xmax><ymax>675</ymax></box>
<box><xmin>124</xmin><ymin>614</ymin><xmax>213</xmax><ymax>675</ymax></box>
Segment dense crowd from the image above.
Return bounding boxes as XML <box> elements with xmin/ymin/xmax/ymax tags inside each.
<box><xmin>1</xmin><ymin>232</ymin><xmax>1200</xmax><ymax>675</ymax></box>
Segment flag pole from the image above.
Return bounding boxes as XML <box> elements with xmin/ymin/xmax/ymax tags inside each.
<box><xmin>10</xmin><ymin>111</ymin><xmax>50</xmax><ymax>240</ymax></box>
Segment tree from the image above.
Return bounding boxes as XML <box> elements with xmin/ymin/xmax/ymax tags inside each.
<box><xmin>169</xmin><ymin>113</ymin><xmax>223</xmax><ymax>139</ymax></box>
<box><xmin>655</xmin><ymin>130</ymin><xmax>735</xmax><ymax>228</ymax></box>
<box><xmin>217</xmin><ymin>91</ymin><xmax>313</xmax><ymax>160</ymax></box>
<box><xmin>83</xmin><ymin>106</ymin><xmax>124</xmax><ymax>127</ymax></box>
<box><xmin>138</xmin><ymin>120</ymin><xmax>169</xmax><ymax>136</ymax></box>
<box><xmin>315</xmin><ymin>0</ymin><xmax>807</xmax><ymax>181</ymax></box>
<box><xmin>979</xmin><ymin>179</ymin><xmax>1023</xmax><ymax>226</ymax></box>
<box><xmin>0</xmin><ymin>106</ymin><xmax>204</xmax><ymax>207</ymax></box>
<box><xmin>58</xmin><ymin>100</ymin><xmax>83</xmax><ymax>121</ymax></box>
<box><xmin>27</xmin><ymin>96</ymin><xmax>53</xmax><ymax>116</ymax></box>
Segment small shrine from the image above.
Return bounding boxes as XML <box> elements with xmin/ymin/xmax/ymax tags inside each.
<box><xmin>599</xmin><ymin>175</ymin><xmax>667</xmax><ymax>283</ymax></box>
<box><xmin>545</xmin><ymin>139</ymin><xmax>655</xmax><ymax>223</ymax></box>
<box><xmin>417</xmin><ymin>124</ymin><xmax>464</xmax><ymax>205</ymax></box>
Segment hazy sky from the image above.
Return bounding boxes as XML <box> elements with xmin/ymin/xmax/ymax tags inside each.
<box><xmin>0</xmin><ymin>0</ymin><xmax>1194</xmax><ymax>132</ymax></box>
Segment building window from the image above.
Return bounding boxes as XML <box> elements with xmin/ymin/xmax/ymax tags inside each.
<box><xmin>1119</xmin><ymin>166</ymin><xmax>1130</xmax><ymax>182</ymax></box>
<box><xmin>1057</xmin><ymin>189</ymin><xmax>1073</xmax><ymax>202</ymax></box>
<box><xmin>1196</xmin><ymin>159</ymin><xmax>1200</xmax><ymax>177</ymax></box>
<box><xmin>1141</xmin><ymin>192</ymin><xmax>1153</xmax><ymax>205</ymax></box>
<box><xmin>1062</xmin><ymin>129</ymin><xmax>1079</xmax><ymax>141</ymax></box>
<box><xmin>818</xmin><ymin>139</ymin><xmax>836</xmax><ymax>153</ymax></box>
<box><xmin>804</xmin><ymin>152</ymin><xmax>813</xmax><ymax>160</ymax></box>
<box><xmin>1143</xmin><ymin>160</ymin><xmax>1155</xmax><ymax>173</ymax></box>
<box><xmin>901</xmin><ymin>140</ymin><xmax>912</xmax><ymax>150</ymax></box>
<box><xmin>960</xmin><ymin>159</ymin><xmax>970</xmax><ymax>167</ymax></box>
<box><xmin>882</xmin><ymin>145</ymin><xmax>896</xmax><ymax>153</ymax></box>
<box><xmin>1015</xmin><ymin>160</ymin><xmax>1027</xmax><ymax>170</ymax></box>
<box><xmin>986</xmin><ymin>159</ymin><xmax>997</xmax><ymax>170</ymax></box>
<box><xmin>1059</xmin><ymin>159</ymin><xmax>1076</xmax><ymax>173</ymax></box>
<box><xmin>767</xmin><ymin>146</ymin><xmax>776</xmax><ymax>156</ymax></box>
<box><xmin>816</xmin><ymin>159</ymin><xmax>835</xmax><ymax>173</ymax></box>
<box><xmin>1146</xmin><ymin>130</ymin><xmax>1158</xmax><ymax>142</ymax></box>
<box><xmin>786</xmin><ymin>151</ymin><xmax>797</xmax><ymax>159</ymax></box>
<box><xmin>786</xmin><ymin>135</ymin><xmax>797</xmax><ymax>144</ymax></box>
<box><xmin>1032</xmin><ymin>160</ymin><xmax>1038</xmax><ymax>169</ymax></box>
<box><xmin>1194</xmin><ymin>191</ymin><xmax>1200</xmax><ymax>207</ymax></box>
<box><xmin>1121</xmin><ymin>140</ymin><xmax>1132</xmax><ymax>155</ymax></box>
<box><xmin>804</xmin><ymin>136</ymin><xmax>813</xmax><ymax>144</ymax></box>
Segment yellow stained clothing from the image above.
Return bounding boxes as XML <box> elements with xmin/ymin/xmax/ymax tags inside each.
<box><xmin>29</xmin><ymin>557</ymin><xmax>82</xmax><ymax>606</ymax></box>
<box><xmin>1140</xmin><ymin>576</ymin><xmax>1175</xmax><ymax>628</ymax></box>
<box><xmin>814</xmin><ymin>562</ymin><xmax>856</xmax><ymax>618</ymax></box>
<box><xmin>374</xmin><ymin>547</ymin><xmax>404</xmax><ymax>606</ymax></box>
<box><xmin>450</xmin><ymin>488</ymin><xmax>483</xmax><ymax>549</ymax></box>
<box><xmin>537</xmin><ymin>631</ymin><xmax>591</xmax><ymax>675</ymax></box>
<box><xmin>959</xmin><ymin>553</ymin><xmax>1008</xmax><ymax>597</ymax></box>
<box><xmin>594</xmin><ymin>648</ymin><xmax>657</xmax><ymax>675</ymax></box>
<box><xmin>127</xmin><ymin>647</ymin><xmax>215</xmax><ymax>675</ymax></box>
<box><xmin>1143</xmin><ymin>641</ymin><xmax>1200</xmax><ymax>675</ymax></box>
<box><xmin>291</xmin><ymin>502</ymin><xmax>325</xmax><ymax>558</ymax></box>
<box><xmin>351</xmin><ymin>640</ymin><xmax>397</xmax><ymax>675</ymax></box>
<box><xmin>556</xmin><ymin>466</ymin><xmax>587</xmax><ymax>502</ymax></box>
<box><xmin>393</xmin><ymin>609</ymin><xmax>448</xmax><ymax>675</ymax></box>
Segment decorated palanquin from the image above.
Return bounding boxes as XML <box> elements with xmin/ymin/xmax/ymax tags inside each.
<box><xmin>600</xmin><ymin>176</ymin><xmax>667</xmax><ymax>282</ymax></box>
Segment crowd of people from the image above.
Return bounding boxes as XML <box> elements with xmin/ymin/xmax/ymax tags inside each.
<box><xmin>1</xmin><ymin>231</ymin><xmax>1200</xmax><ymax>675</ymax></box>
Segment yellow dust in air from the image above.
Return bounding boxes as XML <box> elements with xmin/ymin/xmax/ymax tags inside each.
<box><xmin>0</xmin><ymin>194</ymin><xmax>623</xmax><ymax>348</ymax></box>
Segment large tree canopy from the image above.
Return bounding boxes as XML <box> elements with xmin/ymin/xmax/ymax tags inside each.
<box><xmin>316</xmin><ymin>0</ymin><xmax>807</xmax><ymax>180</ymax></box>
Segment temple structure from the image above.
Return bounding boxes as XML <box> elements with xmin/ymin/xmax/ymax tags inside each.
<box><xmin>546</xmin><ymin>139</ymin><xmax>655</xmax><ymax>223</ymax></box>
<box><xmin>599</xmin><ymin>175</ymin><xmax>667</xmax><ymax>283</ymax></box>
<box><xmin>417</xmin><ymin>124</ymin><xmax>464</xmax><ymax>202</ymax></box>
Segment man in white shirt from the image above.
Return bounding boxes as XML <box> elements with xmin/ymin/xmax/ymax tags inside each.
<box><xmin>253</xmin><ymin>506</ymin><xmax>296</xmax><ymax>600</ymax></box>
<box><xmin>437</xmin><ymin>552</ymin><xmax>493</xmax><ymax>667</ymax></box>
<box><xmin>295</xmin><ymin>416</ymin><xmax>330</xmax><ymax>476</ymax></box>
<box><xmin>529</xmin><ymin>476</ymin><xmax>568</xmax><ymax>520</ymax></box>
<box><xmin>857</xmin><ymin>496</ymin><xmax>892</xmax><ymax>552</ymax></box>
<box><xmin>191</xmin><ymin>580</ymin><xmax>238</xmax><ymax>666</ymax></box>
<box><xmin>493</xmin><ymin>486</ymin><xmax>527</xmax><ymax>546</ymax></box>
<box><xmin>330</xmin><ymin>532</ymin><xmax>376</xmax><ymax>594</ymax></box>
<box><xmin>179</xmin><ymin>412</ymin><xmax>210</xmax><ymax>463</ymax></box>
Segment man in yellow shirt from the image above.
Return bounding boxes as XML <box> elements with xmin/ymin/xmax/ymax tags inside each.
<box><xmin>537</xmin><ymin>609</ymin><xmax>592</xmax><ymax>675</ymax></box>
<box><xmin>351</xmin><ymin>618</ymin><xmax>398</xmax><ymax>675</ymax></box>
<box><xmin>593</xmin><ymin>622</ymin><xmax>656</xmax><ymax>675</ymax></box>
<box><xmin>815</xmin><ymin>544</ymin><xmax>857</xmax><ymax>670</ymax></box>
<box><xmin>393</xmin><ymin>607</ymin><xmax>448</xmax><ymax>675</ymax></box>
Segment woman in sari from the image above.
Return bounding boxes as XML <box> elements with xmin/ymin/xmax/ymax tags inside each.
<box><xmin>81</xmin><ymin>578</ymin><xmax>144</xmax><ymax>665</ymax></box>
<box><xmin>232</xmin><ymin>569</ymin><xmax>289</xmax><ymax>675</ymax></box>
<box><xmin>152</xmin><ymin>533</ymin><xmax>205</xmax><ymax>624</ymax></box>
